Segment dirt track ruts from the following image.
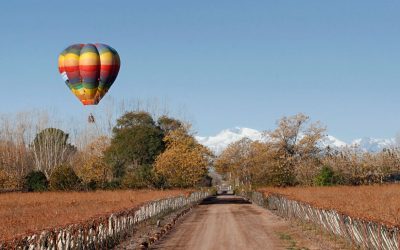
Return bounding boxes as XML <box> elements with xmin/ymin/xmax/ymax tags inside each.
<box><xmin>150</xmin><ymin>195</ymin><xmax>317</xmax><ymax>250</ymax></box>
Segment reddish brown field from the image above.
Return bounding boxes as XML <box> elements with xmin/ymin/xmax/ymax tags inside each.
<box><xmin>0</xmin><ymin>189</ymin><xmax>192</xmax><ymax>241</ymax></box>
<box><xmin>260</xmin><ymin>185</ymin><xmax>400</xmax><ymax>226</ymax></box>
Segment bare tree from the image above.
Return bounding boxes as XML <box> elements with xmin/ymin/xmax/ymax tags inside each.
<box><xmin>31</xmin><ymin>128</ymin><xmax>76</xmax><ymax>178</ymax></box>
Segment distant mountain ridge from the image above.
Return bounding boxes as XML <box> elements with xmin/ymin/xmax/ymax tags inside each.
<box><xmin>195</xmin><ymin>127</ymin><xmax>396</xmax><ymax>154</ymax></box>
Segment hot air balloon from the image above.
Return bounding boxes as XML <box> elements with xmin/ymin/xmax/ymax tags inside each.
<box><xmin>58</xmin><ymin>43</ymin><xmax>120</xmax><ymax>105</ymax></box>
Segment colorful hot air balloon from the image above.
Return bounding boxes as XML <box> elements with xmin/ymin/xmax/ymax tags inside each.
<box><xmin>58</xmin><ymin>43</ymin><xmax>120</xmax><ymax>105</ymax></box>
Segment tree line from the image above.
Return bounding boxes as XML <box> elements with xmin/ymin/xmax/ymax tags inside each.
<box><xmin>215</xmin><ymin>113</ymin><xmax>400</xmax><ymax>188</ymax></box>
<box><xmin>2</xmin><ymin>110</ymin><xmax>399</xmax><ymax>192</ymax></box>
<box><xmin>0</xmin><ymin>111</ymin><xmax>212</xmax><ymax>191</ymax></box>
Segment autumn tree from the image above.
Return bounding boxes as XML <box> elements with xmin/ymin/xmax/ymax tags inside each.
<box><xmin>154</xmin><ymin>127</ymin><xmax>212</xmax><ymax>188</ymax></box>
<box><xmin>215</xmin><ymin>138</ymin><xmax>252</xmax><ymax>187</ymax></box>
<box><xmin>215</xmin><ymin>139</ymin><xmax>273</xmax><ymax>188</ymax></box>
<box><xmin>0</xmin><ymin>141</ymin><xmax>32</xmax><ymax>189</ymax></box>
<box><xmin>74</xmin><ymin>136</ymin><xmax>112</xmax><ymax>188</ymax></box>
<box><xmin>265</xmin><ymin>113</ymin><xmax>326</xmax><ymax>186</ymax></box>
<box><xmin>321</xmin><ymin>147</ymin><xmax>400</xmax><ymax>185</ymax></box>
<box><xmin>216</xmin><ymin>113</ymin><xmax>326</xmax><ymax>187</ymax></box>
<box><xmin>244</xmin><ymin>141</ymin><xmax>275</xmax><ymax>186</ymax></box>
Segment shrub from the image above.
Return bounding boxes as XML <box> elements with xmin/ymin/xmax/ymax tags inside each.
<box><xmin>0</xmin><ymin>169</ymin><xmax>7</xmax><ymax>189</ymax></box>
<box><xmin>314</xmin><ymin>165</ymin><xmax>338</xmax><ymax>186</ymax></box>
<box><xmin>23</xmin><ymin>171</ymin><xmax>48</xmax><ymax>192</ymax></box>
<box><xmin>102</xmin><ymin>180</ymin><xmax>121</xmax><ymax>190</ymax></box>
<box><xmin>74</xmin><ymin>136</ymin><xmax>112</xmax><ymax>190</ymax></box>
<box><xmin>77</xmin><ymin>155</ymin><xmax>112</xmax><ymax>189</ymax></box>
<box><xmin>49</xmin><ymin>165</ymin><xmax>80</xmax><ymax>191</ymax></box>
<box><xmin>121</xmin><ymin>165</ymin><xmax>155</xmax><ymax>189</ymax></box>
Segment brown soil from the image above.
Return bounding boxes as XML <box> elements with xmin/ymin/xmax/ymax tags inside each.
<box><xmin>149</xmin><ymin>195</ymin><xmax>351</xmax><ymax>250</ymax></box>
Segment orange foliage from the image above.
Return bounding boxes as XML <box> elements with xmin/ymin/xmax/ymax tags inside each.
<box><xmin>260</xmin><ymin>184</ymin><xmax>400</xmax><ymax>226</ymax></box>
<box><xmin>74</xmin><ymin>136</ymin><xmax>112</xmax><ymax>185</ymax></box>
<box><xmin>0</xmin><ymin>141</ymin><xmax>32</xmax><ymax>189</ymax></box>
<box><xmin>0</xmin><ymin>189</ymin><xmax>192</xmax><ymax>241</ymax></box>
<box><xmin>154</xmin><ymin>128</ymin><xmax>211</xmax><ymax>187</ymax></box>
<box><xmin>215</xmin><ymin>113</ymin><xmax>326</xmax><ymax>187</ymax></box>
<box><xmin>215</xmin><ymin>139</ymin><xmax>273</xmax><ymax>187</ymax></box>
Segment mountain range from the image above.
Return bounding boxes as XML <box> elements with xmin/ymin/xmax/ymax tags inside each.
<box><xmin>195</xmin><ymin>127</ymin><xmax>397</xmax><ymax>155</ymax></box>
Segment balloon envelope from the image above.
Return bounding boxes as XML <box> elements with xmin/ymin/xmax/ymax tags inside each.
<box><xmin>58</xmin><ymin>43</ymin><xmax>120</xmax><ymax>105</ymax></box>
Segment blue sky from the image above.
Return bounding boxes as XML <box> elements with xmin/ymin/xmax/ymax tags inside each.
<box><xmin>0</xmin><ymin>1</ymin><xmax>399</xmax><ymax>141</ymax></box>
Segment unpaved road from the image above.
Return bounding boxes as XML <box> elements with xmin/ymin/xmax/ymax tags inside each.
<box><xmin>151</xmin><ymin>195</ymin><xmax>320</xmax><ymax>250</ymax></box>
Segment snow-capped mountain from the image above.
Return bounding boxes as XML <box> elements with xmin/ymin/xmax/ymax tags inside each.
<box><xmin>350</xmin><ymin>137</ymin><xmax>396</xmax><ymax>152</ymax></box>
<box><xmin>196</xmin><ymin>127</ymin><xmax>396</xmax><ymax>154</ymax></box>
<box><xmin>320</xmin><ymin>135</ymin><xmax>347</xmax><ymax>148</ymax></box>
<box><xmin>196</xmin><ymin>127</ymin><xmax>265</xmax><ymax>154</ymax></box>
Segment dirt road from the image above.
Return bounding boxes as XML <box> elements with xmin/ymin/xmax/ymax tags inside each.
<box><xmin>151</xmin><ymin>195</ymin><xmax>319</xmax><ymax>250</ymax></box>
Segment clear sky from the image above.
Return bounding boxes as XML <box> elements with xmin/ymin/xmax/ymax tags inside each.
<box><xmin>0</xmin><ymin>1</ymin><xmax>399</xmax><ymax>141</ymax></box>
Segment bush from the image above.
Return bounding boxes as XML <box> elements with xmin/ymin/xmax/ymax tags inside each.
<box><xmin>121</xmin><ymin>165</ymin><xmax>155</xmax><ymax>189</ymax></box>
<box><xmin>0</xmin><ymin>169</ymin><xmax>7</xmax><ymax>189</ymax></box>
<box><xmin>76</xmin><ymin>155</ymin><xmax>112</xmax><ymax>190</ymax></box>
<box><xmin>23</xmin><ymin>171</ymin><xmax>48</xmax><ymax>192</ymax></box>
<box><xmin>102</xmin><ymin>180</ymin><xmax>121</xmax><ymax>190</ymax></box>
<box><xmin>314</xmin><ymin>165</ymin><xmax>338</xmax><ymax>186</ymax></box>
<box><xmin>49</xmin><ymin>165</ymin><xmax>80</xmax><ymax>191</ymax></box>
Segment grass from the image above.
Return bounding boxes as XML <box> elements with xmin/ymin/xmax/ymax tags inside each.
<box><xmin>260</xmin><ymin>184</ymin><xmax>400</xmax><ymax>227</ymax></box>
<box><xmin>277</xmin><ymin>232</ymin><xmax>309</xmax><ymax>250</ymax></box>
<box><xmin>0</xmin><ymin>189</ymin><xmax>192</xmax><ymax>241</ymax></box>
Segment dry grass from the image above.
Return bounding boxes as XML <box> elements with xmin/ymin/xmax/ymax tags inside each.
<box><xmin>0</xmin><ymin>189</ymin><xmax>192</xmax><ymax>241</ymax></box>
<box><xmin>260</xmin><ymin>184</ymin><xmax>400</xmax><ymax>227</ymax></box>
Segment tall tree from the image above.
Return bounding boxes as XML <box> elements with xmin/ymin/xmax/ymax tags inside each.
<box><xmin>105</xmin><ymin>111</ymin><xmax>165</xmax><ymax>178</ymax></box>
<box><xmin>74</xmin><ymin>136</ymin><xmax>112</xmax><ymax>187</ymax></box>
<box><xmin>157</xmin><ymin>115</ymin><xmax>183</xmax><ymax>134</ymax></box>
<box><xmin>216</xmin><ymin>113</ymin><xmax>326</xmax><ymax>187</ymax></box>
<box><xmin>215</xmin><ymin>139</ymin><xmax>272</xmax><ymax>188</ymax></box>
<box><xmin>154</xmin><ymin>127</ymin><xmax>212</xmax><ymax>187</ymax></box>
<box><xmin>215</xmin><ymin>138</ymin><xmax>252</xmax><ymax>186</ymax></box>
<box><xmin>265</xmin><ymin>113</ymin><xmax>326</xmax><ymax>186</ymax></box>
<box><xmin>31</xmin><ymin>128</ymin><xmax>76</xmax><ymax>178</ymax></box>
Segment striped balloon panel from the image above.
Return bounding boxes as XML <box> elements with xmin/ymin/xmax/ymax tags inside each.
<box><xmin>58</xmin><ymin>43</ymin><xmax>120</xmax><ymax>105</ymax></box>
<box><xmin>96</xmin><ymin>43</ymin><xmax>120</xmax><ymax>88</ymax></box>
<box><xmin>58</xmin><ymin>49</ymin><xmax>74</xmax><ymax>90</ymax></box>
<box><xmin>64</xmin><ymin>44</ymin><xmax>83</xmax><ymax>84</ymax></box>
<box><xmin>79</xmin><ymin>44</ymin><xmax>100</xmax><ymax>101</ymax></box>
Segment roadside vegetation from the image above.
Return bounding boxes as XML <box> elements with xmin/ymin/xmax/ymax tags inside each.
<box><xmin>215</xmin><ymin>113</ymin><xmax>400</xmax><ymax>188</ymax></box>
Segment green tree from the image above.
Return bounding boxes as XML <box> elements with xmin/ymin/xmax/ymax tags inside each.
<box><xmin>121</xmin><ymin>165</ymin><xmax>156</xmax><ymax>189</ymax></box>
<box><xmin>105</xmin><ymin>112</ymin><xmax>165</xmax><ymax>179</ymax></box>
<box><xmin>49</xmin><ymin>165</ymin><xmax>80</xmax><ymax>191</ymax></box>
<box><xmin>23</xmin><ymin>171</ymin><xmax>48</xmax><ymax>192</ymax></box>
<box><xmin>314</xmin><ymin>165</ymin><xmax>338</xmax><ymax>186</ymax></box>
<box><xmin>157</xmin><ymin>115</ymin><xmax>183</xmax><ymax>134</ymax></box>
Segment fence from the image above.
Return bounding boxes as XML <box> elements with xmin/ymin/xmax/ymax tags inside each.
<box><xmin>1</xmin><ymin>191</ymin><xmax>209</xmax><ymax>249</ymax></box>
<box><xmin>241</xmin><ymin>191</ymin><xmax>400</xmax><ymax>250</ymax></box>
